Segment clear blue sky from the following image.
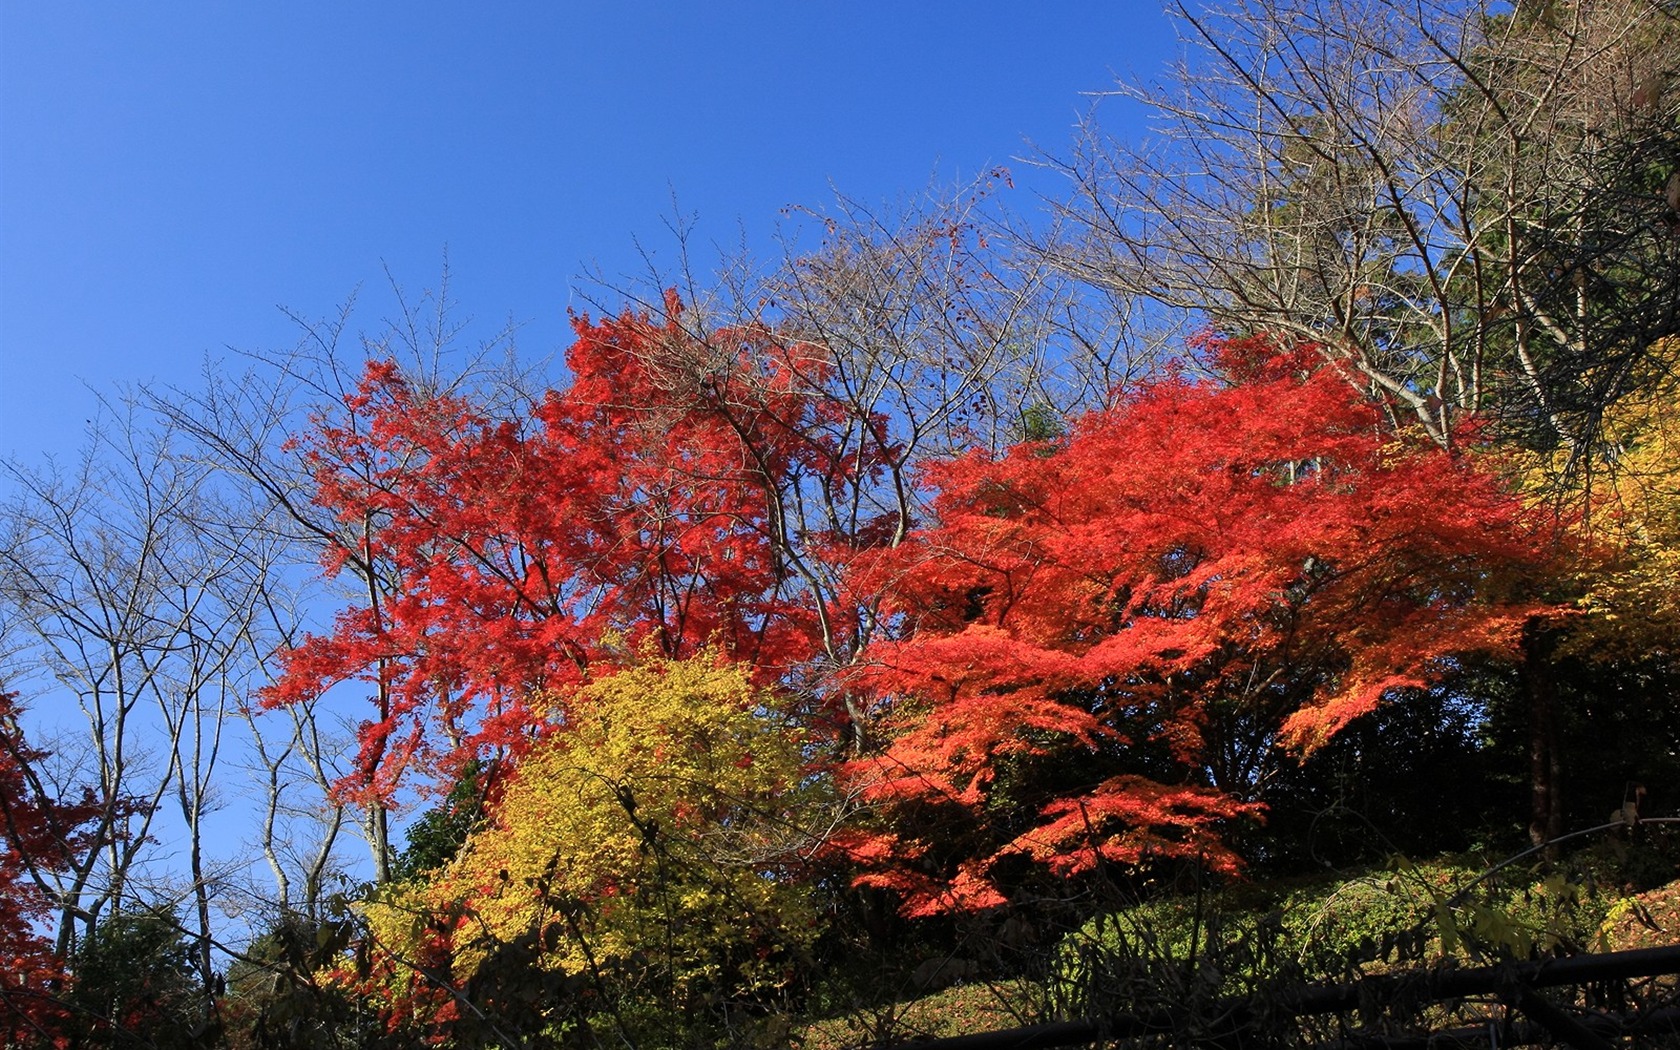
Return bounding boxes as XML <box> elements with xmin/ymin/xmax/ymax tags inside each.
<box><xmin>1</xmin><ymin>3</ymin><xmax>1183</xmax><ymax>914</ymax></box>
<box><xmin>2</xmin><ymin>3</ymin><xmax>1176</xmax><ymax>462</ymax></box>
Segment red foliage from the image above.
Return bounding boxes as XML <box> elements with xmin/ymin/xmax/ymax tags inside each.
<box><xmin>0</xmin><ymin>693</ymin><xmax>102</xmax><ymax>1046</ymax></box>
<box><xmin>841</xmin><ymin>336</ymin><xmax>1561</xmax><ymax>914</ymax></box>
<box><xmin>270</xmin><ymin>297</ymin><xmax>882</xmax><ymax>802</ymax></box>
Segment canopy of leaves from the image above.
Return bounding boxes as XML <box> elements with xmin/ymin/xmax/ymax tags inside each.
<box><xmin>270</xmin><ymin>298</ymin><xmax>885</xmax><ymax>804</ymax></box>
<box><xmin>0</xmin><ymin>693</ymin><xmax>102</xmax><ymax>1046</ymax></box>
<box><xmin>355</xmin><ymin>653</ymin><xmax>825</xmax><ymax>1044</ymax></box>
<box><xmin>1555</xmin><ymin>342</ymin><xmax>1680</xmax><ymax>661</ymax></box>
<box><xmin>839</xmin><ymin>337</ymin><xmax>1562</xmax><ymax>915</ymax></box>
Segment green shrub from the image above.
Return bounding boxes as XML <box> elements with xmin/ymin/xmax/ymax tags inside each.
<box><xmin>65</xmin><ymin>911</ymin><xmax>216</xmax><ymax>1049</ymax></box>
<box><xmin>1055</xmin><ymin>856</ymin><xmax>1623</xmax><ymax>1019</ymax></box>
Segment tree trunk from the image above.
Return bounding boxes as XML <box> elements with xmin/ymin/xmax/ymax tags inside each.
<box><xmin>1522</xmin><ymin>624</ymin><xmax>1565</xmax><ymax>851</ymax></box>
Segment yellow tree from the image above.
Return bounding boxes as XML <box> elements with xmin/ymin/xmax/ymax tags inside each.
<box><xmin>1567</xmin><ymin>348</ymin><xmax>1680</xmax><ymax>659</ymax></box>
<box><xmin>357</xmin><ymin>652</ymin><xmax>827</xmax><ymax>1046</ymax></box>
<box><xmin>1518</xmin><ymin>337</ymin><xmax>1680</xmax><ymax>843</ymax></box>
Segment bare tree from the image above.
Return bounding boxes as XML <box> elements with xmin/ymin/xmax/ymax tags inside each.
<box><xmin>582</xmin><ymin>180</ymin><xmax>1160</xmax><ymax>747</ymax></box>
<box><xmin>233</xmin><ymin>574</ymin><xmax>352</xmax><ymax>924</ymax></box>
<box><xmin>0</xmin><ymin>402</ymin><xmax>278</xmax><ymax>998</ymax></box>
<box><xmin>1044</xmin><ymin>0</ymin><xmax>1680</xmax><ymax>454</ymax></box>
<box><xmin>0</xmin><ymin>267</ymin><xmax>527</xmax><ymax>996</ymax></box>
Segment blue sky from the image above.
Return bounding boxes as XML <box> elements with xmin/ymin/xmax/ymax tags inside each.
<box><xmin>2</xmin><ymin>3</ymin><xmax>1176</xmax><ymax>462</ymax></box>
<box><xmin>2</xmin><ymin>3</ymin><xmax>1185</xmax><ymax>921</ymax></box>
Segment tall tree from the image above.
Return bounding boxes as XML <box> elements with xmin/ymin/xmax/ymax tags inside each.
<box><xmin>1040</xmin><ymin>0</ymin><xmax>1678</xmax><ymax>850</ymax></box>
<box><xmin>1046</xmin><ymin>0</ymin><xmax>1680</xmax><ymax>455</ymax></box>
<box><xmin>0</xmin><ymin>403</ymin><xmax>283</xmax><ymax>985</ymax></box>
<box><xmin>268</xmin><ymin>301</ymin><xmax>884</xmax><ymax>815</ymax></box>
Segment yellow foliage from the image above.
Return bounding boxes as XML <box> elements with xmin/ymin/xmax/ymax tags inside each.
<box><xmin>362</xmin><ymin>651</ymin><xmax>824</xmax><ymax>1023</ymax></box>
<box><xmin>1552</xmin><ymin>355</ymin><xmax>1680</xmax><ymax>659</ymax></box>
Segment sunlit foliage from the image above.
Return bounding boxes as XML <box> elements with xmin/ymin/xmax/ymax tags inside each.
<box><xmin>356</xmin><ymin>653</ymin><xmax>824</xmax><ymax>1043</ymax></box>
<box><xmin>838</xmin><ymin>337</ymin><xmax>1563</xmax><ymax>914</ymax></box>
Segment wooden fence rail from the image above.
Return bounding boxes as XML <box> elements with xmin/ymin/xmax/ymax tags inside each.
<box><xmin>896</xmin><ymin>945</ymin><xmax>1680</xmax><ymax>1050</ymax></box>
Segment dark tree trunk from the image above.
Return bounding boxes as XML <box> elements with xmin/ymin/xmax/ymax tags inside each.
<box><xmin>1521</xmin><ymin>623</ymin><xmax>1565</xmax><ymax>850</ymax></box>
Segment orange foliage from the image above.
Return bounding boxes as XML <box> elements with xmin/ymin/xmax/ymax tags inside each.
<box><xmin>842</xmin><ymin>336</ymin><xmax>1562</xmax><ymax>914</ymax></box>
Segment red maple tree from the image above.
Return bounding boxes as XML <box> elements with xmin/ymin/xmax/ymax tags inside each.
<box><xmin>271</xmin><ymin>297</ymin><xmax>886</xmax><ymax>803</ymax></box>
<box><xmin>838</xmin><ymin>336</ymin><xmax>1562</xmax><ymax>915</ymax></box>
<box><xmin>0</xmin><ymin>692</ymin><xmax>102</xmax><ymax>1046</ymax></box>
